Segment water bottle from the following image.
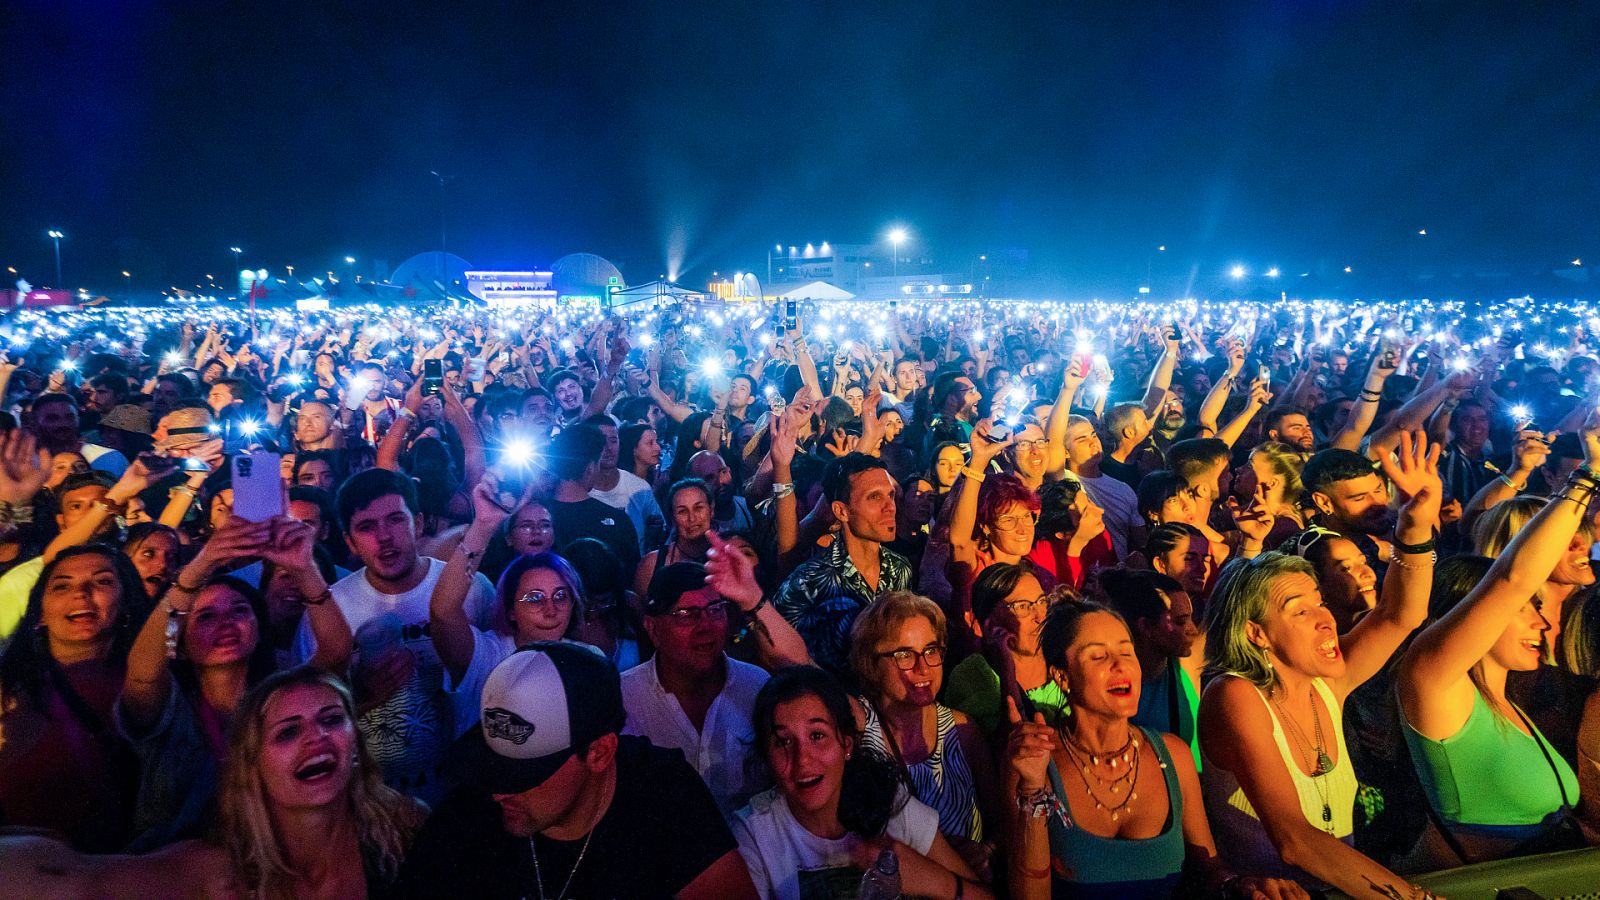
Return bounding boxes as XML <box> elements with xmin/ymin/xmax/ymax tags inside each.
<box><xmin>857</xmin><ymin>848</ymin><xmax>901</xmax><ymax>900</ymax></box>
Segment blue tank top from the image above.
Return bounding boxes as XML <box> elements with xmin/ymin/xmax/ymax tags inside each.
<box><xmin>1045</xmin><ymin>727</ymin><xmax>1185</xmax><ymax>899</ymax></box>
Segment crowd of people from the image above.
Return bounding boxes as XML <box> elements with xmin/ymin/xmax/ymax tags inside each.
<box><xmin>0</xmin><ymin>294</ymin><xmax>1598</xmax><ymax>897</ymax></box>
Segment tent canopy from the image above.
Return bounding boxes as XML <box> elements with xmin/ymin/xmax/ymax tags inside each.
<box><xmin>780</xmin><ymin>280</ymin><xmax>854</xmax><ymax>300</ymax></box>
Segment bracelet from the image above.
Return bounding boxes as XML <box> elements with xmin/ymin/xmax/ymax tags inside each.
<box><xmin>1386</xmin><ymin>551</ymin><xmax>1435</xmax><ymax>572</ymax></box>
<box><xmin>772</xmin><ymin>482</ymin><xmax>795</xmax><ymax>500</ymax></box>
<box><xmin>93</xmin><ymin>498</ymin><xmax>126</xmax><ymax>516</ymax></box>
<box><xmin>962</xmin><ymin>467</ymin><xmax>986</xmax><ymax>483</ymax></box>
<box><xmin>1393</xmin><ymin>534</ymin><xmax>1436</xmax><ymax>555</ymax></box>
<box><xmin>1359</xmin><ymin>389</ymin><xmax>1382</xmax><ymax>401</ymax></box>
<box><xmin>1498</xmin><ymin>473</ymin><xmax>1526</xmax><ymax>491</ymax></box>
<box><xmin>173</xmin><ymin>577</ymin><xmax>206</xmax><ymax>594</ymax></box>
<box><xmin>395</xmin><ymin>407</ymin><xmax>417</xmax><ymax>421</ymax></box>
<box><xmin>1015</xmin><ymin>785</ymin><xmax>1057</xmax><ymax>818</ymax></box>
<box><xmin>301</xmin><ymin>589</ymin><xmax>332</xmax><ymax>606</ymax></box>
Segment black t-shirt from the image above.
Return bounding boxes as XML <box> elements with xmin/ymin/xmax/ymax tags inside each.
<box><xmin>398</xmin><ymin>737</ymin><xmax>734</xmax><ymax>899</ymax></box>
<box><xmin>1099</xmin><ymin>455</ymin><xmax>1142</xmax><ymax>490</ymax></box>
<box><xmin>549</xmin><ymin>497</ymin><xmax>641</xmax><ymax>570</ymax></box>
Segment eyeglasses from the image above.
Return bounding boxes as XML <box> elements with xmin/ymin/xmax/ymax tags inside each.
<box><xmin>878</xmin><ymin>644</ymin><xmax>945</xmax><ymax>670</ymax></box>
<box><xmin>994</xmin><ymin>511</ymin><xmax>1039</xmax><ymax>532</ymax></box>
<box><xmin>1012</xmin><ymin>439</ymin><xmax>1049</xmax><ymax>453</ymax></box>
<box><xmin>668</xmin><ymin>601</ymin><xmax>731</xmax><ymax>625</ymax></box>
<box><xmin>1005</xmin><ymin>596</ymin><xmax>1052</xmax><ymax>616</ymax></box>
<box><xmin>517</xmin><ymin>588</ymin><xmax>573</xmax><ymax>608</ymax></box>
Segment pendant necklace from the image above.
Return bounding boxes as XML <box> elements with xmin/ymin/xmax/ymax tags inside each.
<box><xmin>530</xmin><ymin>829</ymin><xmax>595</xmax><ymax>900</ymax></box>
<box><xmin>1060</xmin><ymin>725</ymin><xmax>1144</xmax><ymax>823</ymax></box>
<box><xmin>1270</xmin><ymin>685</ymin><xmax>1336</xmax><ymax>834</ymax></box>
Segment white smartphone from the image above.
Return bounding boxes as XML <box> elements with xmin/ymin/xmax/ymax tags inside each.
<box><xmin>232</xmin><ymin>451</ymin><xmax>285</xmax><ymax>522</ymax></box>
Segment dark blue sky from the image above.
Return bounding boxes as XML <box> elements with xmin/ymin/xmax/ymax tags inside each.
<box><xmin>3</xmin><ymin>1</ymin><xmax>1597</xmax><ymax>293</ymax></box>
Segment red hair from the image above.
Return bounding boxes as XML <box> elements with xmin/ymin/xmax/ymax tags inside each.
<box><xmin>974</xmin><ymin>472</ymin><xmax>1041</xmax><ymax>540</ymax></box>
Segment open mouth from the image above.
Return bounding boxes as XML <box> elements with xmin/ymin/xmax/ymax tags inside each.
<box><xmin>1318</xmin><ymin>638</ymin><xmax>1340</xmax><ymax>660</ymax></box>
<box><xmin>64</xmin><ymin>609</ymin><xmax>100</xmax><ymax>624</ymax></box>
<box><xmin>1106</xmin><ymin>681</ymin><xmax>1133</xmax><ymax>697</ymax></box>
<box><xmin>1521</xmin><ymin>638</ymin><xmax>1543</xmax><ymax>655</ymax></box>
<box><xmin>793</xmin><ymin>774</ymin><xmax>825</xmax><ymax>791</ymax></box>
<box><xmin>294</xmin><ymin>753</ymin><xmax>339</xmax><ymax>782</ymax></box>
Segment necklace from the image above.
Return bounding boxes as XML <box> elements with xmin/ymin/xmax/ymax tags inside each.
<box><xmin>1269</xmin><ymin>685</ymin><xmax>1336</xmax><ymax>834</ymax></box>
<box><xmin>1061</xmin><ymin>723</ymin><xmax>1138</xmax><ymax>769</ymax></box>
<box><xmin>1271</xmin><ymin>685</ymin><xmax>1334</xmax><ymax>775</ymax></box>
<box><xmin>530</xmin><ymin>829</ymin><xmax>595</xmax><ymax>900</ymax></box>
<box><xmin>1059</xmin><ymin>726</ymin><xmax>1143</xmax><ymax>822</ymax></box>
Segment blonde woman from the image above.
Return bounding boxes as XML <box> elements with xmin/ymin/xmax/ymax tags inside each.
<box><xmin>1196</xmin><ymin>431</ymin><xmax>1440</xmax><ymax>896</ymax></box>
<box><xmin>851</xmin><ymin>592</ymin><xmax>1002</xmax><ymax>876</ymax></box>
<box><xmin>220</xmin><ymin>666</ymin><xmax>425</xmax><ymax>898</ymax></box>
<box><xmin>0</xmin><ymin>667</ymin><xmax>424</xmax><ymax>899</ymax></box>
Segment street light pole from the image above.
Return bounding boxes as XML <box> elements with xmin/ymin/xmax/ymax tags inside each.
<box><xmin>887</xmin><ymin>227</ymin><xmax>908</xmax><ymax>279</ymax></box>
<box><xmin>47</xmin><ymin>230</ymin><xmax>64</xmax><ymax>287</ymax></box>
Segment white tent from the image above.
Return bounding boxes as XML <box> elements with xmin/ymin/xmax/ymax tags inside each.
<box><xmin>779</xmin><ymin>280</ymin><xmax>855</xmax><ymax>301</ymax></box>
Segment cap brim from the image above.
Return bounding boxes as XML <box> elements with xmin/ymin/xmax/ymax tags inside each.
<box><xmin>450</xmin><ymin>722</ymin><xmax>574</xmax><ymax>796</ymax></box>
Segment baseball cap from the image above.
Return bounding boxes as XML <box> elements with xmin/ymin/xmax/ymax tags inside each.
<box><xmin>460</xmin><ymin>641</ymin><xmax>624</xmax><ymax>795</ymax></box>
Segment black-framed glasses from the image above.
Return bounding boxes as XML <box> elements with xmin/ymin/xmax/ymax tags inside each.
<box><xmin>668</xmin><ymin>601</ymin><xmax>731</xmax><ymax>626</ymax></box>
<box><xmin>1005</xmin><ymin>596</ymin><xmax>1052</xmax><ymax>616</ymax></box>
<box><xmin>517</xmin><ymin>588</ymin><xmax>573</xmax><ymax>608</ymax></box>
<box><xmin>878</xmin><ymin>644</ymin><xmax>945</xmax><ymax>670</ymax></box>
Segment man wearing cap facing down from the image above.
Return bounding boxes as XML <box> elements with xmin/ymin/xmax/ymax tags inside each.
<box><xmin>400</xmin><ymin>642</ymin><xmax>758</xmax><ymax>899</ymax></box>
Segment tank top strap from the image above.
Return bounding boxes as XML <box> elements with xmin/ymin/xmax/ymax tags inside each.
<box><xmin>1140</xmin><ymin>726</ymin><xmax>1184</xmax><ymax>819</ymax></box>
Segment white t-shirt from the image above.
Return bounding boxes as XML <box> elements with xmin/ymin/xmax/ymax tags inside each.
<box><xmin>732</xmin><ymin>787</ymin><xmax>940</xmax><ymax>900</ymax></box>
<box><xmin>291</xmin><ymin>557</ymin><xmax>494</xmax><ymax>802</ymax></box>
<box><xmin>621</xmin><ymin>655</ymin><xmax>770</xmax><ymax>818</ymax></box>
<box><xmin>1077</xmin><ymin>471</ymin><xmax>1139</xmax><ymax>558</ymax></box>
<box><xmin>591</xmin><ymin>469</ymin><xmax>662</xmax><ymax>552</ymax></box>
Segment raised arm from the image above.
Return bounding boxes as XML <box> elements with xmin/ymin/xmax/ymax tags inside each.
<box><xmin>1329</xmin><ymin>349</ymin><xmax>1396</xmax><ymax>451</ymax></box>
<box><xmin>429</xmin><ymin>476</ymin><xmax>513</xmax><ymax>686</ymax></box>
<box><xmin>767</xmin><ymin>402</ymin><xmax>803</xmax><ymax>559</ymax></box>
<box><xmin>1399</xmin><ymin>413</ymin><xmax>1598</xmax><ymax>738</ymax></box>
<box><xmin>263</xmin><ymin>517</ymin><xmax>351</xmax><ymax>673</ymax></box>
<box><xmin>1213</xmin><ymin>378</ymin><xmax>1271</xmax><ymax>449</ymax></box>
<box><xmin>122</xmin><ymin>518</ymin><xmax>269</xmax><ymax>734</ymax></box>
<box><xmin>1195</xmin><ymin>339</ymin><xmax>1245</xmax><ymax>433</ymax></box>
<box><xmin>1335</xmin><ymin>430</ymin><xmax>1439</xmax><ymax>696</ymax></box>
<box><xmin>948</xmin><ymin>422</ymin><xmax>1013</xmax><ymax>569</ymax></box>
<box><xmin>1043</xmin><ymin>359</ymin><xmax>1089</xmax><ymax>475</ymax></box>
<box><xmin>704</xmin><ymin>531</ymin><xmax>810</xmax><ymax>670</ymax></box>
<box><xmin>1142</xmin><ymin>325</ymin><xmax>1182</xmax><ymax>416</ymax></box>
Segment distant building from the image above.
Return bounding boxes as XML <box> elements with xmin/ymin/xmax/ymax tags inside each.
<box><xmin>464</xmin><ymin>270</ymin><xmax>557</xmax><ymax>307</ymax></box>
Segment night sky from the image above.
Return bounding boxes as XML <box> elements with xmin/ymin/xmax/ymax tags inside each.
<box><xmin>3</xmin><ymin>1</ymin><xmax>1597</xmax><ymax>294</ymax></box>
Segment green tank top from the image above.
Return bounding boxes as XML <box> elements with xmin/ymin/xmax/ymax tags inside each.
<box><xmin>1403</xmin><ymin>691</ymin><xmax>1580</xmax><ymax>828</ymax></box>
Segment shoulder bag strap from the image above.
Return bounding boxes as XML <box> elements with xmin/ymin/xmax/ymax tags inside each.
<box><xmin>1509</xmin><ymin>701</ymin><xmax>1572</xmax><ymax>808</ymax></box>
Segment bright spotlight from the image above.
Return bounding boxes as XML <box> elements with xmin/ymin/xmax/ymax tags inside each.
<box><xmin>1229</xmin><ymin>265</ymin><xmax>1247</xmax><ymax>279</ymax></box>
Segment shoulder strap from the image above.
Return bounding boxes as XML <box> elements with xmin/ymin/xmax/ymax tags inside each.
<box><xmin>1166</xmin><ymin>664</ymin><xmax>1182</xmax><ymax>737</ymax></box>
<box><xmin>1509</xmin><ymin>701</ymin><xmax>1572</xmax><ymax>808</ymax></box>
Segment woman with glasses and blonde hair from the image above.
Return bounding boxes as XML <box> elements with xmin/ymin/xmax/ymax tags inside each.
<box><xmin>851</xmin><ymin>591</ymin><xmax>1002</xmax><ymax>878</ymax></box>
<box><xmin>1195</xmin><ymin>432</ymin><xmax>1441</xmax><ymax>896</ymax></box>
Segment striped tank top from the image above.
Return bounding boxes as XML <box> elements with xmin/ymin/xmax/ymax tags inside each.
<box><xmin>861</xmin><ymin>701</ymin><xmax>983</xmax><ymax>841</ymax></box>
